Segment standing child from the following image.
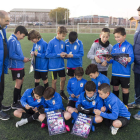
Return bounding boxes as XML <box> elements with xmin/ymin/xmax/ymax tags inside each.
<box><xmin>8</xmin><ymin>26</ymin><xmax>30</xmax><ymax>109</ymax></box>
<box><xmin>87</xmin><ymin>28</ymin><xmax>112</xmax><ymax>76</ymax></box>
<box><xmin>95</xmin><ymin>83</ymin><xmax>131</xmax><ymax>135</ymax></box>
<box><xmin>65</xmin><ymin>31</ymin><xmax>84</xmax><ymax>78</ymax></box>
<box><xmin>46</xmin><ymin>26</ymin><xmax>68</xmax><ymax>100</ymax></box>
<box><xmin>106</xmin><ymin>27</ymin><xmax>134</xmax><ymax>106</ymax></box>
<box><xmin>28</xmin><ymin>29</ymin><xmax>49</xmax><ymax>89</ymax></box>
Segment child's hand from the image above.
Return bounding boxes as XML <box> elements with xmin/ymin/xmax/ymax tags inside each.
<box><xmin>106</xmin><ymin>56</ymin><xmax>112</xmax><ymax>62</ymax></box>
<box><xmin>101</xmin><ymin>61</ymin><xmax>107</xmax><ymax>67</ymax></box>
<box><xmin>23</xmin><ymin>57</ymin><xmax>30</xmax><ymax>63</ymax></box>
<box><xmin>101</xmin><ymin>106</ymin><xmax>106</xmax><ymax>112</ymax></box>
<box><xmin>71</xmin><ymin>94</ymin><xmax>75</xmax><ymax>98</ymax></box>
<box><xmin>67</xmin><ymin>54</ymin><xmax>73</xmax><ymax>58</ymax></box>
<box><xmin>127</xmin><ymin>57</ymin><xmax>131</xmax><ymax>62</ymax></box>
<box><xmin>76</xmin><ymin>95</ymin><xmax>80</xmax><ymax>98</ymax></box>
<box><xmin>25</xmin><ymin>104</ymin><xmax>31</xmax><ymax>110</ymax></box>
<box><xmin>30</xmin><ymin>51</ymin><xmax>34</xmax><ymax>57</ymax></box>
<box><xmin>60</xmin><ymin>52</ymin><xmax>66</xmax><ymax>58</ymax></box>
<box><xmin>94</xmin><ymin>109</ymin><xmax>101</xmax><ymax>115</ymax></box>
<box><xmin>95</xmin><ymin>56</ymin><xmax>101</xmax><ymax>63</ymax></box>
<box><xmin>34</xmin><ymin>51</ymin><xmax>38</xmax><ymax>56</ymax></box>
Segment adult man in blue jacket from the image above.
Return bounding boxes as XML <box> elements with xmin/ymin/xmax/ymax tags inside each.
<box><xmin>0</xmin><ymin>10</ymin><xmax>11</xmax><ymax>120</ymax></box>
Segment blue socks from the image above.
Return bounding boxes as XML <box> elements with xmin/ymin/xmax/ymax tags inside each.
<box><xmin>71</xmin><ymin>112</ymin><xmax>78</xmax><ymax>120</ymax></box>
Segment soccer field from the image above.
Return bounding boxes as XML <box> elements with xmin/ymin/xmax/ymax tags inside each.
<box><xmin>1</xmin><ymin>33</ymin><xmax>140</xmax><ymax>140</ymax></box>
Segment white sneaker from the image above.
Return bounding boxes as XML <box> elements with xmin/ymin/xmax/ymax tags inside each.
<box><xmin>16</xmin><ymin>118</ymin><xmax>28</xmax><ymax>128</ymax></box>
<box><xmin>110</xmin><ymin>125</ymin><xmax>119</xmax><ymax>135</ymax></box>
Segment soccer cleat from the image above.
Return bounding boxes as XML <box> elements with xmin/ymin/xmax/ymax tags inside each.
<box><xmin>110</xmin><ymin>125</ymin><xmax>119</xmax><ymax>135</ymax></box>
<box><xmin>2</xmin><ymin>105</ymin><xmax>11</xmax><ymax>111</ymax></box>
<box><xmin>133</xmin><ymin>111</ymin><xmax>140</xmax><ymax>120</ymax></box>
<box><xmin>91</xmin><ymin>125</ymin><xmax>95</xmax><ymax>132</ymax></box>
<box><xmin>128</xmin><ymin>102</ymin><xmax>140</xmax><ymax>109</ymax></box>
<box><xmin>11</xmin><ymin>102</ymin><xmax>23</xmax><ymax>110</ymax></box>
<box><xmin>60</xmin><ymin>91</ymin><xmax>68</xmax><ymax>100</ymax></box>
<box><xmin>65</xmin><ymin>125</ymin><xmax>70</xmax><ymax>131</ymax></box>
<box><xmin>0</xmin><ymin>111</ymin><xmax>10</xmax><ymax>120</ymax></box>
<box><xmin>41</xmin><ymin>123</ymin><xmax>47</xmax><ymax>128</ymax></box>
<box><xmin>16</xmin><ymin>119</ymin><xmax>28</xmax><ymax>127</ymax></box>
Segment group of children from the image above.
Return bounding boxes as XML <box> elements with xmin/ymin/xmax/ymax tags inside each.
<box><xmin>6</xmin><ymin>25</ymin><xmax>134</xmax><ymax>135</ymax></box>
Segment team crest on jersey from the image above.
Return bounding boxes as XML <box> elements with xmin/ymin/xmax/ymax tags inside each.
<box><xmin>37</xmin><ymin>99</ymin><xmax>41</xmax><ymax>103</ymax></box>
<box><xmin>74</xmin><ymin>45</ymin><xmax>77</xmax><ymax>50</ymax></box>
<box><xmin>80</xmin><ymin>83</ymin><xmax>83</xmax><ymax>87</ymax></box>
<box><xmin>98</xmin><ymin>82</ymin><xmax>101</xmax><ymax>86</ymax></box>
<box><xmin>17</xmin><ymin>73</ymin><xmax>20</xmax><ymax>78</ymax></box>
<box><xmin>92</xmin><ymin>100</ymin><xmax>96</xmax><ymax>105</ymax></box>
<box><xmin>38</xmin><ymin>46</ymin><xmax>41</xmax><ymax>51</ymax></box>
<box><xmin>52</xmin><ymin>100</ymin><xmax>55</xmax><ymax>105</ymax></box>
<box><xmin>61</xmin><ymin>44</ymin><xmax>63</xmax><ymax>49</ymax></box>
<box><xmin>109</xmin><ymin>104</ymin><xmax>111</xmax><ymax>109</ymax></box>
<box><xmin>122</xmin><ymin>47</ymin><xmax>125</xmax><ymax>52</ymax></box>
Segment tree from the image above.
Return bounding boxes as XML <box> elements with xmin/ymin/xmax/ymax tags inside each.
<box><xmin>49</xmin><ymin>7</ymin><xmax>69</xmax><ymax>24</ymax></box>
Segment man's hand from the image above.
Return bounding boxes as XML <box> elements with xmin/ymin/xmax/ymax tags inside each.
<box><xmin>101</xmin><ymin>106</ymin><xmax>106</xmax><ymax>112</ymax></box>
<box><xmin>23</xmin><ymin>57</ymin><xmax>30</xmax><ymax>63</ymax></box>
<box><xmin>94</xmin><ymin>109</ymin><xmax>101</xmax><ymax>116</ymax></box>
<box><xmin>25</xmin><ymin>104</ymin><xmax>31</xmax><ymax>110</ymax></box>
<box><xmin>95</xmin><ymin>56</ymin><xmax>102</xmax><ymax>63</ymax></box>
<box><xmin>106</xmin><ymin>56</ymin><xmax>112</xmax><ymax>62</ymax></box>
<box><xmin>127</xmin><ymin>57</ymin><xmax>131</xmax><ymax>62</ymax></box>
<box><xmin>71</xmin><ymin>94</ymin><xmax>75</xmax><ymax>98</ymax></box>
<box><xmin>101</xmin><ymin>61</ymin><xmax>107</xmax><ymax>67</ymax></box>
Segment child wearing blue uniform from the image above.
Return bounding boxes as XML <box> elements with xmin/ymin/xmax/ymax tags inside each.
<box><xmin>85</xmin><ymin>64</ymin><xmax>110</xmax><ymax>90</ymax></box>
<box><xmin>46</xmin><ymin>26</ymin><xmax>68</xmax><ymax>100</ymax></box>
<box><xmin>8</xmin><ymin>26</ymin><xmax>30</xmax><ymax>109</ymax></box>
<box><xmin>106</xmin><ymin>27</ymin><xmax>134</xmax><ymax>106</ymax></box>
<box><xmin>95</xmin><ymin>83</ymin><xmax>131</xmax><ymax>135</ymax></box>
<box><xmin>28</xmin><ymin>30</ymin><xmax>49</xmax><ymax>88</ymax></box>
<box><xmin>69</xmin><ymin>81</ymin><xmax>103</xmax><ymax>131</ymax></box>
<box><xmin>66</xmin><ymin>67</ymin><xmax>87</xmax><ymax>112</ymax></box>
<box><xmin>14</xmin><ymin>85</ymin><xmax>45</xmax><ymax>127</ymax></box>
<box><xmin>65</xmin><ymin>31</ymin><xmax>84</xmax><ymax>78</ymax></box>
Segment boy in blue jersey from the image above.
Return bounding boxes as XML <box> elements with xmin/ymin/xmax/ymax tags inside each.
<box><xmin>69</xmin><ymin>81</ymin><xmax>103</xmax><ymax>131</ymax></box>
<box><xmin>46</xmin><ymin>26</ymin><xmax>68</xmax><ymax>100</ymax></box>
<box><xmin>13</xmin><ymin>85</ymin><xmax>45</xmax><ymax>127</ymax></box>
<box><xmin>85</xmin><ymin>64</ymin><xmax>110</xmax><ymax>90</ymax></box>
<box><xmin>65</xmin><ymin>31</ymin><xmax>84</xmax><ymax>78</ymax></box>
<box><xmin>95</xmin><ymin>83</ymin><xmax>131</xmax><ymax>135</ymax></box>
<box><xmin>66</xmin><ymin>67</ymin><xmax>87</xmax><ymax>113</ymax></box>
<box><xmin>37</xmin><ymin>87</ymin><xmax>71</xmax><ymax>130</ymax></box>
<box><xmin>8</xmin><ymin>26</ymin><xmax>30</xmax><ymax>109</ymax></box>
<box><xmin>106</xmin><ymin>27</ymin><xmax>134</xmax><ymax>106</ymax></box>
<box><xmin>28</xmin><ymin>30</ymin><xmax>49</xmax><ymax>89</ymax></box>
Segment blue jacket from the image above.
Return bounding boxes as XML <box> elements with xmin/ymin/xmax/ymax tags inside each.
<box><xmin>108</xmin><ymin>40</ymin><xmax>134</xmax><ymax>77</ymax></box>
<box><xmin>30</xmin><ymin>38</ymin><xmax>49</xmax><ymax>72</ymax></box>
<box><xmin>0</xmin><ymin>26</ymin><xmax>9</xmax><ymax>82</ymax></box>
<box><xmin>65</xmin><ymin>39</ymin><xmax>84</xmax><ymax>68</ymax></box>
<box><xmin>91</xmin><ymin>73</ymin><xmax>110</xmax><ymax>90</ymax></box>
<box><xmin>46</xmin><ymin>37</ymin><xmax>66</xmax><ymax>71</ymax></box>
<box><xmin>8</xmin><ymin>34</ymin><xmax>25</xmax><ymax>68</ymax></box>
<box><xmin>20</xmin><ymin>88</ymin><xmax>45</xmax><ymax>108</ymax></box>
<box><xmin>100</xmin><ymin>93</ymin><xmax>131</xmax><ymax>120</ymax></box>
<box><xmin>67</xmin><ymin>77</ymin><xmax>87</xmax><ymax>101</ymax></box>
<box><xmin>75</xmin><ymin>92</ymin><xmax>103</xmax><ymax>113</ymax></box>
<box><xmin>43</xmin><ymin>92</ymin><xmax>65</xmax><ymax>112</ymax></box>
<box><xmin>133</xmin><ymin>21</ymin><xmax>140</xmax><ymax>74</ymax></box>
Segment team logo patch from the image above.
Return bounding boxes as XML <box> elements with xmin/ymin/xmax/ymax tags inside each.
<box><xmin>109</xmin><ymin>104</ymin><xmax>111</xmax><ymax>109</ymax></box>
<box><xmin>52</xmin><ymin>100</ymin><xmax>55</xmax><ymax>105</ymax></box>
<box><xmin>74</xmin><ymin>45</ymin><xmax>77</xmax><ymax>50</ymax></box>
<box><xmin>80</xmin><ymin>83</ymin><xmax>83</xmax><ymax>87</ymax></box>
<box><xmin>98</xmin><ymin>82</ymin><xmax>101</xmax><ymax>86</ymax></box>
<box><xmin>37</xmin><ymin>99</ymin><xmax>41</xmax><ymax>103</ymax></box>
<box><xmin>92</xmin><ymin>100</ymin><xmax>96</xmax><ymax>105</ymax></box>
<box><xmin>122</xmin><ymin>47</ymin><xmax>125</xmax><ymax>52</ymax></box>
<box><xmin>38</xmin><ymin>46</ymin><xmax>41</xmax><ymax>51</ymax></box>
<box><xmin>61</xmin><ymin>44</ymin><xmax>63</xmax><ymax>49</ymax></box>
<box><xmin>17</xmin><ymin>73</ymin><xmax>20</xmax><ymax>78</ymax></box>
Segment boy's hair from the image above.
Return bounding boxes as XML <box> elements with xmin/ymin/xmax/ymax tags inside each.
<box><xmin>98</xmin><ymin>83</ymin><xmax>111</xmax><ymax>94</ymax></box>
<box><xmin>43</xmin><ymin>87</ymin><xmax>55</xmax><ymax>99</ymax></box>
<box><xmin>57</xmin><ymin>26</ymin><xmax>68</xmax><ymax>34</ymax></box>
<box><xmin>137</xmin><ymin>6</ymin><xmax>140</xmax><ymax>11</ymax></box>
<box><xmin>84</xmin><ymin>81</ymin><xmax>96</xmax><ymax>92</ymax></box>
<box><xmin>85</xmin><ymin>64</ymin><xmax>98</xmax><ymax>75</ymax></box>
<box><xmin>69</xmin><ymin>31</ymin><xmax>78</xmax><ymax>43</ymax></box>
<box><xmin>14</xmin><ymin>26</ymin><xmax>28</xmax><ymax>36</ymax></box>
<box><xmin>113</xmin><ymin>27</ymin><xmax>126</xmax><ymax>36</ymax></box>
<box><xmin>28</xmin><ymin>29</ymin><xmax>41</xmax><ymax>40</ymax></box>
<box><xmin>34</xmin><ymin>85</ymin><xmax>45</xmax><ymax>96</ymax></box>
<box><xmin>75</xmin><ymin>67</ymin><xmax>84</xmax><ymax>76</ymax></box>
<box><xmin>102</xmin><ymin>28</ymin><xmax>110</xmax><ymax>33</ymax></box>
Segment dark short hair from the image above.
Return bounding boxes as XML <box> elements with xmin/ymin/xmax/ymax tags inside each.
<box><xmin>84</xmin><ymin>81</ymin><xmax>96</xmax><ymax>92</ymax></box>
<box><xmin>34</xmin><ymin>85</ymin><xmax>45</xmax><ymax>96</ymax></box>
<box><xmin>75</xmin><ymin>67</ymin><xmax>84</xmax><ymax>76</ymax></box>
<box><xmin>113</xmin><ymin>27</ymin><xmax>126</xmax><ymax>36</ymax></box>
<box><xmin>137</xmin><ymin>6</ymin><xmax>140</xmax><ymax>11</ymax></box>
<box><xmin>57</xmin><ymin>26</ymin><xmax>68</xmax><ymax>34</ymax></box>
<box><xmin>102</xmin><ymin>28</ymin><xmax>110</xmax><ymax>33</ymax></box>
<box><xmin>43</xmin><ymin>87</ymin><xmax>55</xmax><ymax>99</ymax></box>
<box><xmin>28</xmin><ymin>29</ymin><xmax>41</xmax><ymax>40</ymax></box>
<box><xmin>14</xmin><ymin>26</ymin><xmax>28</xmax><ymax>36</ymax></box>
<box><xmin>85</xmin><ymin>64</ymin><xmax>98</xmax><ymax>75</ymax></box>
<box><xmin>69</xmin><ymin>31</ymin><xmax>78</xmax><ymax>43</ymax></box>
<box><xmin>98</xmin><ymin>83</ymin><xmax>111</xmax><ymax>94</ymax></box>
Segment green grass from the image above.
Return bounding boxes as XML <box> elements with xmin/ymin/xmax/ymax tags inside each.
<box><xmin>1</xmin><ymin>33</ymin><xmax>140</xmax><ymax>140</ymax></box>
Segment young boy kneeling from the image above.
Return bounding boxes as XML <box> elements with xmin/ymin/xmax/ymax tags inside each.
<box><xmin>14</xmin><ymin>85</ymin><xmax>45</xmax><ymax>127</ymax></box>
<box><xmin>95</xmin><ymin>83</ymin><xmax>131</xmax><ymax>135</ymax></box>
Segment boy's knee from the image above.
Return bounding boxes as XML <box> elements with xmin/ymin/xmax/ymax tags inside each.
<box><xmin>64</xmin><ymin>112</ymin><xmax>71</xmax><ymax>120</ymax></box>
<box><xmin>113</xmin><ymin>120</ymin><xmax>122</xmax><ymax>128</ymax></box>
<box><xmin>13</xmin><ymin>110</ymin><xmax>18</xmax><ymax>117</ymax></box>
<box><xmin>95</xmin><ymin>116</ymin><xmax>103</xmax><ymax>123</ymax></box>
<box><xmin>38</xmin><ymin>114</ymin><xmax>46</xmax><ymax>122</ymax></box>
<box><xmin>67</xmin><ymin>107</ymin><xmax>76</xmax><ymax>114</ymax></box>
<box><xmin>122</xmin><ymin>88</ymin><xmax>129</xmax><ymax>93</ymax></box>
<box><xmin>113</xmin><ymin>86</ymin><xmax>119</xmax><ymax>91</ymax></box>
